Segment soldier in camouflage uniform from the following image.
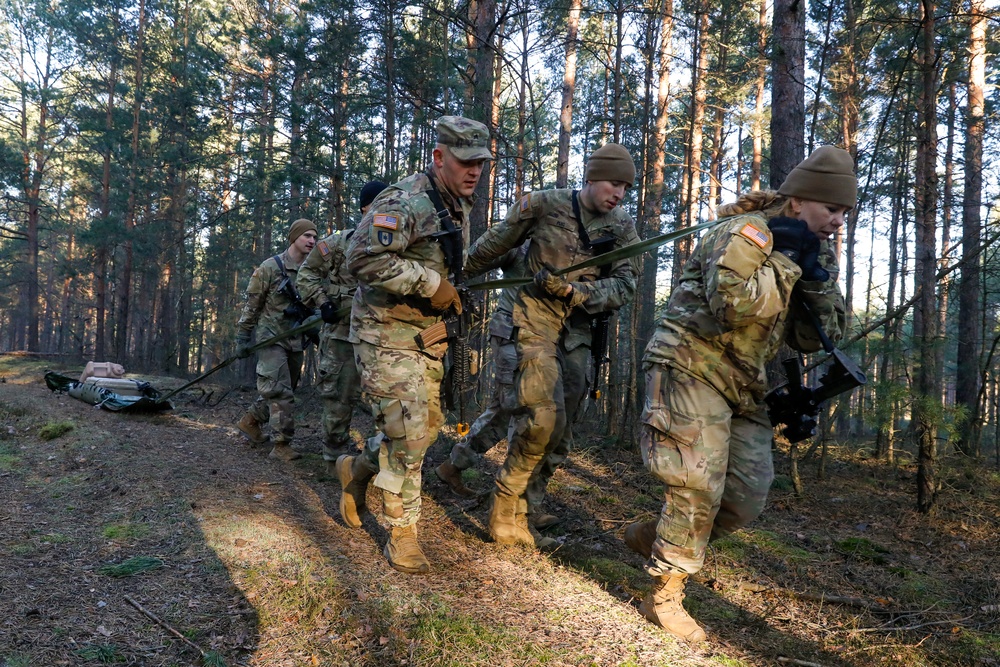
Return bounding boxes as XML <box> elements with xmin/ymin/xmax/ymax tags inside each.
<box><xmin>235</xmin><ymin>218</ymin><xmax>319</xmax><ymax>462</ymax></box>
<box><xmin>335</xmin><ymin>116</ymin><xmax>491</xmax><ymax>575</ymax></box>
<box><xmin>297</xmin><ymin>182</ymin><xmax>388</xmax><ymax>473</ymax></box>
<box><xmin>434</xmin><ymin>245</ymin><xmax>593</xmax><ymax>534</ymax></box>
<box><xmin>626</xmin><ymin>146</ymin><xmax>856</xmax><ymax>643</ymax></box>
<box><xmin>464</xmin><ymin>143</ymin><xmax>640</xmax><ymax>548</ymax></box>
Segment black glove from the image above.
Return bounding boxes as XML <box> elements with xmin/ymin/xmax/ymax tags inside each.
<box><xmin>235</xmin><ymin>333</ymin><xmax>252</xmax><ymax>359</ymax></box>
<box><xmin>797</xmin><ymin>238</ymin><xmax>830</xmax><ymax>282</ymax></box>
<box><xmin>320</xmin><ymin>301</ymin><xmax>340</xmax><ymax>324</ymax></box>
<box><xmin>766</xmin><ymin>216</ymin><xmax>811</xmax><ymax>264</ymax></box>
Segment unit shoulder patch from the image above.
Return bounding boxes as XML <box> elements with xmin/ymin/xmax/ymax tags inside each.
<box><xmin>520</xmin><ymin>193</ymin><xmax>531</xmax><ymax>212</ymax></box>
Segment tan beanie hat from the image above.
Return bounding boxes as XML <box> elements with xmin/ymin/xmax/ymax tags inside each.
<box><xmin>288</xmin><ymin>218</ymin><xmax>317</xmax><ymax>243</ymax></box>
<box><xmin>584</xmin><ymin>143</ymin><xmax>636</xmax><ymax>186</ymax></box>
<box><xmin>778</xmin><ymin>146</ymin><xmax>857</xmax><ymax>209</ymax></box>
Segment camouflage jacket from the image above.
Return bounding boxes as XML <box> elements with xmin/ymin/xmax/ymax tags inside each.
<box><xmin>642</xmin><ymin>212</ymin><xmax>847</xmax><ymax>413</ymax></box>
<box><xmin>485</xmin><ymin>243</ymin><xmax>604</xmax><ymax>353</ymax></box>
<box><xmin>236</xmin><ymin>249</ymin><xmax>306</xmax><ymax>352</ymax></box>
<box><xmin>346</xmin><ymin>171</ymin><xmax>472</xmax><ymax>358</ymax></box>
<box><xmin>297</xmin><ymin>229</ymin><xmax>357</xmax><ymax>342</ymax></box>
<box><xmin>466</xmin><ymin>189</ymin><xmax>640</xmax><ymax>344</ymax></box>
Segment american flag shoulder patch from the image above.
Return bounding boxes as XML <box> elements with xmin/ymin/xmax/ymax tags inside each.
<box><xmin>520</xmin><ymin>193</ymin><xmax>531</xmax><ymax>212</ymax></box>
<box><xmin>739</xmin><ymin>223</ymin><xmax>769</xmax><ymax>249</ymax></box>
<box><xmin>318</xmin><ymin>240</ymin><xmax>330</xmax><ymax>256</ymax></box>
<box><xmin>373</xmin><ymin>214</ymin><xmax>399</xmax><ymax>230</ymax></box>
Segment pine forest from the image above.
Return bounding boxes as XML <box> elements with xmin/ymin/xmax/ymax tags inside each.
<box><xmin>3</xmin><ymin>0</ymin><xmax>1000</xmax><ymax>512</ymax></box>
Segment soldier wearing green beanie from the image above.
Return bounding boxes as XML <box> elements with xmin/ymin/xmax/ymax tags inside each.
<box><xmin>460</xmin><ymin>143</ymin><xmax>641</xmax><ymax>549</ymax></box>
<box><xmin>235</xmin><ymin>218</ymin><xmax>318</xmax><ymax>462</ymax></box>
<box><xmin>625</xmin><ymin>146</ymin><xmax>855</xmax><ymax>643</ymax></box>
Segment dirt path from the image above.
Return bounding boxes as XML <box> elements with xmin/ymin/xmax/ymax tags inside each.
<box><xmin>1</xmin><ymin>361</ymin><xmax>997</xmax><ymax>666</ymax></box>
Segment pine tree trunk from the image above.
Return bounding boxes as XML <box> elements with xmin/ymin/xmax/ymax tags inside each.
<box><xmin>556</xmin><ymin>0</ymin><xmax>582</xmax><ymax>189</ymax></box>
<box><xmin>956</xmin><ymin>0</ymin><xmax>986</xmax><ymax>456</ymax></box>
<box><xmin>769</xmin><ymin>0</ymin><xmax>806</xmax><ymax>187</ymax></box>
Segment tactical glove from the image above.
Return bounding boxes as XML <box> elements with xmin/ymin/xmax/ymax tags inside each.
<box><xmin>766</xmin><ymin>216</ymin><xmax>812</xmax><ymax>264</ymax></box>
<box><xmin>235</xmin><ymin>332</ymin><xmax>252</xmax><ymax>359</ymax></box>
<box><xmin>430</xmin><ymin>278</ymin><xmax>462</xmax><ymax>314</ymax></box>
<box><xmin>534</xmin><ymin>264</ymin><xmax>573</xmax><ymax>299</ymax></box>
<box><xmin>797</xmin><ymin>238</ymin><xmax>830</xmax><ymax>282</ymax></box>
<box><xmin>320</xmin><ymin>301</ymin><xmax>341</xmax><ymax>324</ymax></box>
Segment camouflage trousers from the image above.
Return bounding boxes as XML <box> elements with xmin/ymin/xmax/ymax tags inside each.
<box><xmin>353</xmin><ymin>340</ymin><xmax>444</xmax><ymax>528</ymax></box>
<box><xmin>317</xmin><ymin>331</ymin><xmax>363</xmax><ymax>460</ymax></box>
<box><xmin>495</xmin><ymin>329</ymin><xmax>569</xmax><ymax>513</ymax></box>
<box><xmin>247</xmin><ymin>344</ymin><xmax>303</xmax><ymax>444</ymax></box>
<box><xmin>525</xmin><ymin>342</ymin><xmax>589</xmax><ymax>514</ymax></box>
<box><xmin>640</xmin><ymin>363</ymin><xmax>774</xmax><ymax>576</ymax></box>
<box><xmin>448</xmin><ymin>336</ymin><xmax>519</xmax><ymax>470</ymax></box>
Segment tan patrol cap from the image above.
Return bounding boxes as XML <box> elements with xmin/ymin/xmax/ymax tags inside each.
<box><xmin>436</xmin><ymin>116</ymin><xmax>493</xmax><ymax>161</ymax></box>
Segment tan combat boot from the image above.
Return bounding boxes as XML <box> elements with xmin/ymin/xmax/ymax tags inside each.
<box><xmin>434</xmin><ymin>460</ymin><xmax>474</xmax><ymax>497</ymax></box>
<box><xmin>336</xmin><ymin>455</ymin><xmax>373</xmax><ymax>528</ymax></box>
<box><xmin>237</xmin><ymin>414</ymin><xmax>267</xmax><ymax>445</ymax></box>
<box><xmin>624</xmin><ymin>520</ymin><xmax>658</xmax><ymax>560</ymax></box>
<box><xmin>384</xmin><ymin>524</ymin><xmax>430</xmax><ymax>574</ymax></box>
<box><xmin>268</xmin><ymin>442</ymin><xmax>302</xmax><ymax>461</ymax></box>
<box><xmin>639</xmin><ymin>573</ymin><xmax>707</xmax><ymax>643</ymax></box>
<box><xmin>530</xmin><ymin>513</ymin><xmax>562</xmax><ymax>530</ymax></box>
<box><xmin>488</xmin><ymin>492</ymin><xmax>535</xmax><ymax>546</ymax></box>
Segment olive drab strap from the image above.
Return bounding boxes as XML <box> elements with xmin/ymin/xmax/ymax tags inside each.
<box><xmin>422</xmin><ymin>172</ymin><xmax>472</xmax><ymax>437</ymax></box>
<box><xmin>571</xmin><ymin>190</ymin><xmax>594</xmax><ymax>250</ymax></box>
<box><xmin>424</xmin><ymin>172</ymin><xmax>464</xmax><ymax>282</ymax></box>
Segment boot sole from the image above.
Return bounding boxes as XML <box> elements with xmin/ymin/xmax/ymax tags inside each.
<box><xmin>383</xmin><ymin>542</ymin><xmax>429</xmax><ymax>574</ymax></box>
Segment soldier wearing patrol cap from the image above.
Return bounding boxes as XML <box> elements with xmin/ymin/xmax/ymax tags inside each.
<box><xmin>462</xmin><ymin>143</ymin><xmax>641</xmax><ymax>549</ymax></box>
<box><xmin>626</xmin><ymin>146</ymin><xmax>854</xmax><ymax>643</ymax></box>
<box><xmin>234</xmin><ymin>218</ymin><xmax>318</xmax><ymax>462</ymax></box>
<box><xmin>297</xmin><ymin>181</ymin><xmax>388</xmax><ymax>470</ymax></box>
<box><xmin>336</xmin><ymin>116</ymin><xmax>491</xmax><ymax>574</ymax></box>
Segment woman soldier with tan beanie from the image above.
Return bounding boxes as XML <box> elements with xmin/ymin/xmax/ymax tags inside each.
<box><xmin>625</xmin><ymin>146</ymin><xmax>855</xmax><ymax>643</ymax></box>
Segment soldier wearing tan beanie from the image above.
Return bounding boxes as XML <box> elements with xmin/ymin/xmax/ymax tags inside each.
<box><xmin>627</xmin><ymin>146</ymin><xmax>854</xmax><ymax>644</ymax></box>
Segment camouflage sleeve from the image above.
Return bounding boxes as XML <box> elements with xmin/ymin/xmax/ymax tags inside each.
<box><xmin>785</xmin><ymin>241</ymin><xmax>846</xmax><ymax>352</ymax></box>
<box><xmin>466</xmin><ymin>198</ymin><xmax>533</xmax><ymax>278</ymax></box>
<box><xmin>297</xmin><ymin>238</ymin><xmax>333</xmax><ymax>308</ymax></box>
<box><xmin>576</xmin><ymin>218</ymin><xmax>640</xmax><ymax>314</ymax></box>
<box><xmin>236</xmin><ymin>262</ymin><xmax>271</xmax><ymax>335</ymax></box>
<box><xmin>347</xmin><ymin>193</ymin><xmax>441</xmax><ymax>298</ymax></box>
<box><xmin>705</xmin><ymin>221</ymin><xmax>802</xmax><ymax>327</ymax></box>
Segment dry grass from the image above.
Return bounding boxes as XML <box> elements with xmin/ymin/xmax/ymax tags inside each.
<box><xmin>1</xmin><ymin>356</ymin><xmax>998</xmax><ymax>666</ymax></box>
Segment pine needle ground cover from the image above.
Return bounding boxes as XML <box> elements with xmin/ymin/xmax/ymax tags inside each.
<box><xmin>1</xmin><ymin>357</ymin><xmax>997</xmax><ymax>666</ymax></box>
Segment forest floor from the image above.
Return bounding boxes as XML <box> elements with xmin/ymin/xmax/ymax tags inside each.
<box><xmin>1</xmin><ymin>354</ymin><xmax>999</xmax><ymax>667</ymax></box>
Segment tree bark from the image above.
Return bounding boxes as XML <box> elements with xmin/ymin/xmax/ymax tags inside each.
<box><xmin>769</xmin><ymin>0</ymin><xmax>806</xmax><ymax>187</ymax></box>
<box><xmin>556</xmin><ymin>0</ymin><xmax>582</xmax><ymax>189</ymax></box>
<box><xmin>956</xmin><ymin>0</ymin><xmax>986</xmax><ymax>456</ymax></box>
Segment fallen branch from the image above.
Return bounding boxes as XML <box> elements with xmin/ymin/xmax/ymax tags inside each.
<box><xmin>851</xmin><ymin>615</ymin><xmax>975</xmax><ymax>634</ymax></box>
<box><xmin>777</xmin><ymin>658</ymin><xmax>824</xmax><ymax>667</ymax></box>
<box><xmin>735</xmin><ymin>581</ymin><xmax>889</xmax><ymax>610</ymax></box>
<box><xmin>124</xmin><ymin>594</ymin><xmax>207</xmax><ymax>657</ymax></box>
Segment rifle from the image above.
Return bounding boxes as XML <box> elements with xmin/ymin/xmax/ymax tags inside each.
<box><xmin>274</xmin><ymin>255</ymin><xmax>319</xmax><ymax>347</ymax></box>
<box><xmin>764</xmin><ymin>301</ymin><xmax>867</xmax><ymax>443</ymax></box>
<box><xmin>586</xmin><ymin>235</ymin><xmax>616</xmax><ymax>400</ymax></box>
<box><xmin>413</xmin><ymin>176</ymin><xmax>476</xmax><ymax>436</ymax></box>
